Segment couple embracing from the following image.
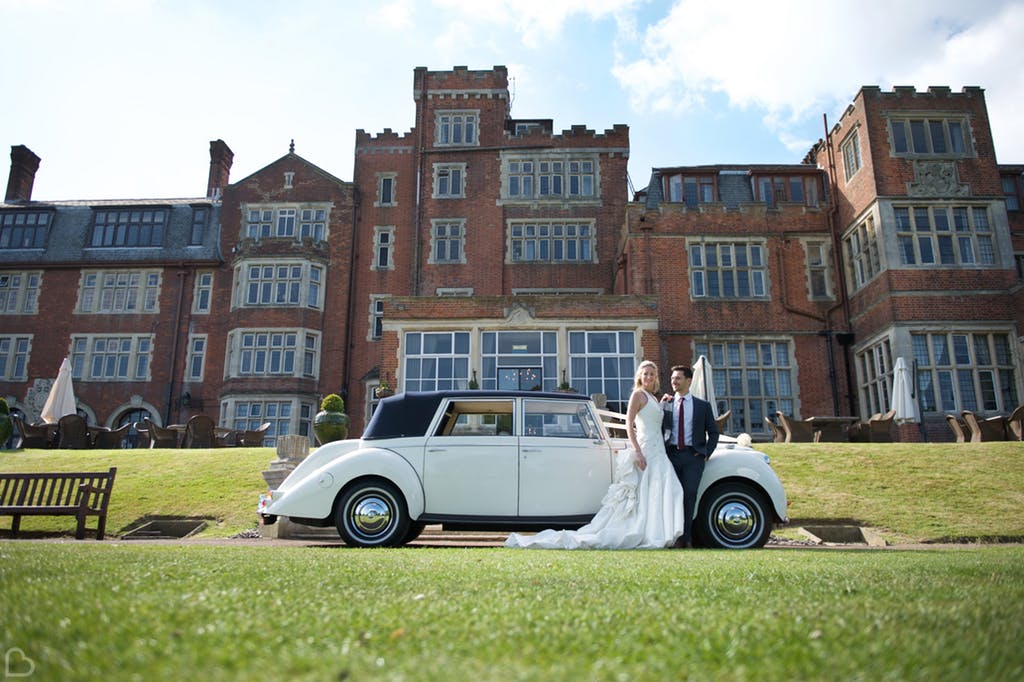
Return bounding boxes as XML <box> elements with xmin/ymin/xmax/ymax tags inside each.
<box><xmin>506</xmin><ymin>360</ymin><xmax>719</xmax><ymax>550</ymax></box>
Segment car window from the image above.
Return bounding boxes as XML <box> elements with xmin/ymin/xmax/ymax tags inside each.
<box><xmin>435</xmin><ymin>400</ymin><xmax>515</xmax><ymax>436</ymax></box>
<box><xmin>523</xmin><ymin>399</ymin><xmax>599</xmax><ymax>439</ymax></box>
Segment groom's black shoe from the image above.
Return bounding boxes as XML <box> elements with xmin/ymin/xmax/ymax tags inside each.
<box><xmin>672</xmin><ymin>537</ymin><xmax>690</xmax><ymax>549</ymax></box>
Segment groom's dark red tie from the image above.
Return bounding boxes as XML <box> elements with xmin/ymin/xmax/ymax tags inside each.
<box><xmin>678</xmin><ymin>397</ymin><xmax>686</xmax><ymax>448</ymax></box>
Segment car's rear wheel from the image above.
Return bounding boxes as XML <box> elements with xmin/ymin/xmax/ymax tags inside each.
<box><xmin>335</xmin><ymin>480</ymin><xmax>411</xmax><ymax>548</ymax></box>
<box><xmin>694</xmin><ymin>482</ymin><xmax>772</xmax><ymax>549</ymax></box>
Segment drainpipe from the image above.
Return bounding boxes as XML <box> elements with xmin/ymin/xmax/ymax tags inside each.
<box><xmin>822</xmin><ymin>113</ymin><xmax>858</xmax><ymax>415</ymax></box>
<box><xmin>164</xmin><ymin>268</ymin><xmax>188</xmax><ymax>425</ymax></box>
<box><xmin>412</xmin><ymin>68</ymin><xmax>426</xmax><ymax>297</ymax></box>
<box><xmin>342</xmin><ymin>185</ymin><xmax>361</xmax><ymax>407</ymax></box>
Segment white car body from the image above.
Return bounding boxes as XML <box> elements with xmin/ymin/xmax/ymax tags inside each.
<box><xmin>260</xmin><ymin>390</ymin><xmax>788</xmax><ymax>548</ymax></box>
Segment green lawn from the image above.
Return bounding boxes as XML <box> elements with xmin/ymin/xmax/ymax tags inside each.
<box><xmin>1</xmin><ymin>543</ymin><xmax>1022</xmax><ymax>680</ymax></box>
<box><xmin>2</xmin><ymin>444</ymin><xmax>1023</xmax><ymax>680</ymax></box>
<box><xmin>2</xmin><ymin>442</ymin><xmax>1022</xmax><ymax>542</ymax></box>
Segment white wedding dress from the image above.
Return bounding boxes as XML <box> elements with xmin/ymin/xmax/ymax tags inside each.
<box><xmin>505</xmin><ymin>390</ymin><xmax>686</xmax><ymax>550</ymax></box>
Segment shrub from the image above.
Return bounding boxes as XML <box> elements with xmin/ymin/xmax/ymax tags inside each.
<box><xmin>320</xmin><ymin>393</ymin><xmax>345</xmax><ymax>413</ymax></box>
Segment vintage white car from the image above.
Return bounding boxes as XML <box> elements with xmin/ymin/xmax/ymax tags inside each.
<box><xmin>259</xmin><ymin>390</ymin><xmax>788</xmax><ymax>548</ymax></box>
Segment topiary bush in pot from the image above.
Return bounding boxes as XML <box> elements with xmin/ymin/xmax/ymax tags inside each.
<box><xmin>313</xmin><ymin>393</ymin><xmax>350</xmax><ymax>445</ymax></box>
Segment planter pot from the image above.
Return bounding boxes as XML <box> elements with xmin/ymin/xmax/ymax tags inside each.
<box><xmin>374</xmin><ymin>387</ymin><xmax>393</xmax><ymax>399</ymax></box>
<box><xmin>313</xmin><ymin>410</ymin><xmax>350</xmax><ymax>445</ymax></box>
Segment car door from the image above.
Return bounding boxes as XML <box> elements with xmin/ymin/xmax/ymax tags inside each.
<box><xmin>422</xmin><ymin>399</ymin><xmax>518</xmax><ymax>516</ymax></box>
<box><xmin>517</xmin><ymin>398</ymin><xmax>613</xmax><ymax>516</ymax></box>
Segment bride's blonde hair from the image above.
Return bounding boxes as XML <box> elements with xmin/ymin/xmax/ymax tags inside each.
<box><xmin>633</xmin><ymin>360</ymin><xmax>660</xmax><ymax>394</ymax></box>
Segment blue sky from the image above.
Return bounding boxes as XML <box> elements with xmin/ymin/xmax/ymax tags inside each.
<box><xmin>2</xmin><ymin>0</ymin><xmax>1023</xmax><ymax>200</ymax></box>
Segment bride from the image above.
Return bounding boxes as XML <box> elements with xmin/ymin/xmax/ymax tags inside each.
<box><xmin>505</xmin><ymin>360</ymin><xmax>686</xmax><ymax>549</ymax></box>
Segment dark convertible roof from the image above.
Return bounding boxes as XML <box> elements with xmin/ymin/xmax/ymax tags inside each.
<box><xmin>362</xmin><ymin>390</ymin><xmax>590</xmax><ymax>440</ymax></box>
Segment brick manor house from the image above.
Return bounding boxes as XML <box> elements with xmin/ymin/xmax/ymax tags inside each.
<box><xmin>2</xmin><ymin>66</ymin><xmax>1022</xmax><ymax>444</ymax></box>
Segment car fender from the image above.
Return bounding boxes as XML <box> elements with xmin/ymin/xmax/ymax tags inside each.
<box><xmin>698</xmin><ymin>447</ymin><xmax>788</xmax><ymax>522</ymax></box>
<box><xmin>265</xmin><ymin>446</ymin><xmax>425</xmax><ymax>522</ymax></box>
<box><xmin>275</xmin><ymin>439</ymin><xmax>364</xmax><ymax>493</ymax></box>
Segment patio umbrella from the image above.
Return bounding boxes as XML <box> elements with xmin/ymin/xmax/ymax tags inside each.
<box><xmin>690</xmin><ymin>355</ymin><xmax>719</xmax><ymax>418</ymax></box>
<box><xmin>40</xmin><ymin>357</ymin><xmax>77</xmax><ymax>424</ymax></box>
<box><xmin>891</xmin><ymin>357</ymin><xmax>919</xmax><ymax>425</ymax></box>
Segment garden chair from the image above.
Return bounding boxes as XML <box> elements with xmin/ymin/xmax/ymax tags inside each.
<box><xmin>1007</xmin><ymin>404</ymin><xmax>1024</xmax><ymax>441</ymax></box>
<box><xmin>866</xmin><ymin>409</ymin><xmax>895</xmax><ymax>443</ymax></box>
<box><xmin>776</xmin><ymin>412</ymin><xmax>817</xmax><ymax>443</ymax></box>
<box><xmin>235</xmin><ymin>422</ymin><xmax>271</xmax><ymax>447</ymax></box>
<box><xmin>944</xmin><ymin>414</ymin><xmax>967</xmax><ymax>443</ymax></box>
<box><xmin>57</xmin><ymin>414</ymin><xmax>91</xmax><ymax>449</ymax></box>
<box><xmin>961</xmin><ymin>410</ymin><xmax>1007</xmax><ymax>442</ymax></box>
<box><xmin>93</xmin><ymin>423</ymin><xmax>131</xmax><ymax>448</ymax></box>
<box><xmin>763</xmin><ymin>417</ymin><xmax>784</xmax><ymax>443</ymax></box>
<box><xmin>714</xmin><ymin>410</ymin><xmax>731</xmax><ymax>435</ymax></box>
<box><xmin>12</xmin><ymin>415</ymin><xmax>53</xmax><ymax>449</ymax></box>
<box><xmin>183</xmin><ymin>414</ymin><xmax>216</xmax><ymax>448</ymax></box>
<box><xmin>143</xmin><ymin>417</ymin><xmax>179</xmax><ymax>448</ymax></box>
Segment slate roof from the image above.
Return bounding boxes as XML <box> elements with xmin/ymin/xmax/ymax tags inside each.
<box><xmin>0</xmin><ymin>198</ymin><xmax>223</xmax><ymax>266</ymax></box>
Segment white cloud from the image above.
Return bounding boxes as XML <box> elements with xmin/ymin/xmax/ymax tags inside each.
<box><xmin>613</xmin><ymin>0</ymin><xmax>1024</xmax><ymax>160</ymax></box>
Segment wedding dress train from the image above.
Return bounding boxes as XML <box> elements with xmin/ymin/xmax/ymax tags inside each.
<box><xmin>505</xmin><ymin>390</ymin><xmax>686</xmax><ymax>550</ymax></box>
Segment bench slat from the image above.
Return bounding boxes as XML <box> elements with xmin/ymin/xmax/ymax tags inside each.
<box><xmin>0</xmin><ymin>468</ymin><xmax>117</xmax><ymax>540</ymax></box>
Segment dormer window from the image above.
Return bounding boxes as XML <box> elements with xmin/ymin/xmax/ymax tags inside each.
<box><xmin>89</xmin><ymin>208</ymin><xmax>166</xmax><ymax>247</ymax></box>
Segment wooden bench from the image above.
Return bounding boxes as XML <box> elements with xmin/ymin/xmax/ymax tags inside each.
<box><xmin>0</xmin><ymin>467</ymin><xmax>117</xmax><ymax>540</ymax></box>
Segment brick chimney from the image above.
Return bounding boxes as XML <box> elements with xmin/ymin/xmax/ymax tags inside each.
<box><xmin>206</xmin><ymin>139</ymin><xmax>233</xmax><ymax>199</ymax></box>
<box><xmin>5</xmin><ymin>145</ymin><xmax>41</xmax><ymax>202</ymax></box>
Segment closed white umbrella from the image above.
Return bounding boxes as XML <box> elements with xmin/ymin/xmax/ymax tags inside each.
<box><xmin>891</xmin><ymin>357</ymin><xmax>918</xmax><ymax>425</ymax></box>
<box><xmin>690</xmin><ymin>355</ymin><xmax>719</xmax><ymax>418</ymax></box>
<box><xmin>40</xmin><ymin>357</ymin><xmax>77</xmax><ymax>424</ymax></box>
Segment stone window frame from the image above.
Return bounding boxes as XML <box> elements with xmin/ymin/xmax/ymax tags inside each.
<box><xmin>376</xmin><ymin>173</ymin><xmax>398</xmax><ymax>207</ymax></box>
<box><xmin>77</xmin><ymin>269</ymin><xmax>162</xmax><ymax>315</ymax></box>
<box><xmin>428</xmin><ymin>219</ymin><xmax>467</xmax><ymax>265</ymax></box>
<box><xmin>70</xmin><ymin>333</ymin><xmax>154</xmax><ymax>382</ymax></box>
<box><xmin>435</xmin><ymin>110</ymin><xmax>479</xmax><ymax>147</ymax></box>
<box><xmin>841</xmin><ymin>128</ymin><xmax>862</xmax><ymax>182</ymax></box>
<box><xmin>432</xmin><ymin>162</ymin><xmax>467</xmax><ymax>199</ymax></box>
<box><xmin>234</xmin><ymin>259</ymin><xmax>325</xmax><ymax>310</ymax></box>
<box><xmin>687</xmin><ymin>238</ymin><xmax>768</xmax><ymax>299</ymax></box>
<box><xmin>185</xmin><ymin>333</ymin><xmax>208</xmax><ymax>382</ymax></box>
<box><xmin>372</xmin><ymin>226</ymin><xmax>395</xmax><ymax>271</ymax></box>
<box><xmin>0</xmin><ymin>270</ymin><xmax>42</xmax><ymax>314</ymax></box>
<box><xmin>0</xmin><ymin>335</ymin><xmax>31</xmax><ymax>381</ymax></box>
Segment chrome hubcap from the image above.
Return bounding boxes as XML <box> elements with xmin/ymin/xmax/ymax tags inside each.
<box><xmin>715</xmin><ymin>500</ymin><xmax>756</xmax><ymax>541</ymax></box>
<box><xmin>351</xmin><ymin>495</ymin><xmax>392</xmax><ymax>537</ymax></box>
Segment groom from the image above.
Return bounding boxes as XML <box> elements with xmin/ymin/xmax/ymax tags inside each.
<box><xmin>663</xmin><ymin>364</ymin><xmax>719</xmax><ymax>547</ymax></box>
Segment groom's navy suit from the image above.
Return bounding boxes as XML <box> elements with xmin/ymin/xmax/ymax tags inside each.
<box><xmin>663</xmin><ymin>393</ymin><xmax>719</xmax><ymax>545</ymax></box>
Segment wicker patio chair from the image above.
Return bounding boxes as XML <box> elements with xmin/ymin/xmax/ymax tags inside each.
<box><xmin>93</xmin><ymin>423</ymin><xmax>131</xmax><ymax>448</ymax></box>
<box><xmin>143</xmin><ymin>417</ymin><xmax>179</xmax><ymax>448</ymax></box>
<box><xmin>12</xmin><ymin>415</ymin><xmax>53</xmax><ymax>449</ymax></box>
<box><xmin>56</xmin><ymin>414</ymin><xmax>90</xmax><ymax>449</ymax></box>
<box><xmin>182</xmin><ymin>414</ymin><xmax>216</xmax><ymax>448</ymax></box>
<box><xmin>235</xmin><ymin>422</ymin><xmax>271</xmax><ymax>447</ymax></box>
<box><xmin>776</xmin><ymin>411</ymin><xmax>817</xmax><ymax>443</ymax></box>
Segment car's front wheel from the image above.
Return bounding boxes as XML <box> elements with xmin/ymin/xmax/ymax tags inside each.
<box><xmin>694</xmin><ymin>482</ymin><xmax>773</xmax><ymax>549</ymax></box>
<box><xmin>335</xmin><ymin>480</ymin><xmax>411</xmax><ymax>548</ymax></box>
